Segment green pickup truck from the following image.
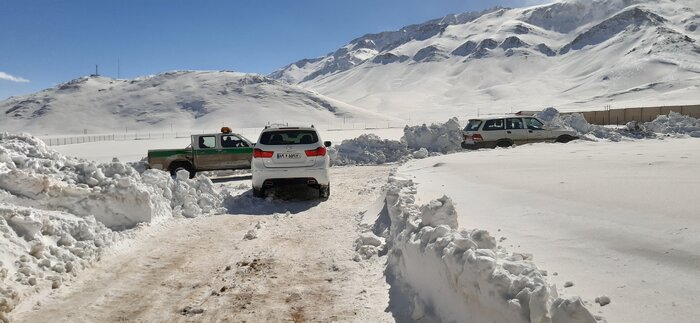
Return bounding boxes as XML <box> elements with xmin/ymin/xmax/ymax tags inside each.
<box><xmin>147</xmin><ymin>130</ymin><xmax>254</xmax><ymax>178</ymax></box>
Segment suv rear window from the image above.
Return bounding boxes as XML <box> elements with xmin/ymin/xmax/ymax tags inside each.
<box><xmin>259</xmin><ymin>130</ymin><xmax>319</xmax><ymax>145</ymax></box>
<box><xmin>464</xmin><ymin>120</ymin><xmax>482</xmax><ymax>131</ymax></box>
<box><xmin>482</xmin><ymin>119</ymin><xmax>505</xmax><ymax>131</ymax></box>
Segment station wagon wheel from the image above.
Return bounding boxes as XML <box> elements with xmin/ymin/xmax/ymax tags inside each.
<box><xmin>556</xmin><ymin>135</ymin><xmax>574</xmax><ymax>143</ymax></box>
<box><xmin>495</xmin><ymin>139</ymin><xmax>513</xmax><ymax>148</ymax></box>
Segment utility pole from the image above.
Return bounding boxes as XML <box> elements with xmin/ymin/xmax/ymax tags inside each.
<box><xmin>95</xmin><ymin>64</ymin><xmax>99</xmax><ymax>76</ymax></box>
<box><xmin>117</xmin><ymin>58</ymin><xmax>120</xmax><ymax>79</ymax></box>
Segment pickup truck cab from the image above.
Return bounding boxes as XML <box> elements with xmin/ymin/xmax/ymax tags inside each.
<box><xmin>147</xmin><ymin>128</ymin><xmax>254</xmax><ymax>178</ymax></box>
<box><xmin>461</xmin><ymin>116</ymin><xmax>578</xmax><ymax>149</ymax></box>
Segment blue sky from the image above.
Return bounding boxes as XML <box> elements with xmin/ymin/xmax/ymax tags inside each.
<box><xmin>0</xmin><ymin>0</ymin><xmax>550</xmax><ymax>100</ymax></box>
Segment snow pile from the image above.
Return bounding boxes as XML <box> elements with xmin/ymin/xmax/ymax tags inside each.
<box><xmin>557</xmin><ymin>113</ymin><xmax>626</xmax><ymax>142</ymax></box>
<box><xmin>412</xmin><ymin>148</ymin><xmax>429</xmax><ymax>159</ymax></box>
<box><xmin>0</xmin><ymin>204</ymin><xmax>126</xmax><ymax>321</ymax></box>
<box><xmin>330</xmin><ymin>134</ymin><xmax>410</xmax><ymax>166</ymax></box>
<box><xmin>646</xmin><ymin>111</ymin><xmax>700</xmax><ymax>137</ymax></box>
<box><xmin>538</xmin><ymin>108</ymin><xmax>659</xmax><ymax>141</ymax></box>
<box><xmin>0</xmin><ymin>133</ymin><xmax>223</xmax><ymax>228</ymax></box>
<box><xmin>403</xmin><ymin>118</ymin><xmax>463</xmax><ymax>153</ymax></box>
<box><xmin>541</xmin><ymin>108</ymin><xmax>700</xmax><ymax>140</ymax></box>
<box><xmin>353</xmin><ymin>232</ymin><xmax>386</xmax><ymax>261</ymax></box>
<box><xmin>382</xmin><ymin>172</ymin><xmax>596</xmax><ymax>323</ymax></box>
<box><xmin>0</xmin><ymin>133</ymin><xmax>224</xmax><ymax>319</ymax></box>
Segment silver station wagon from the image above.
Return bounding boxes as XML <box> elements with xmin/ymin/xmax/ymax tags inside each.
<box><xmin>461</xmin><ymin>116</ymin><xmax>579</xmax><ymax>149</ymax></box>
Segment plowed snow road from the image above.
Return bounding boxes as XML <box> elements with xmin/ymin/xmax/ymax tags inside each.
<box><xmin>13</xmin><ymin>166</ymin><xmax>394</xmax><ymax>323</ymax></box>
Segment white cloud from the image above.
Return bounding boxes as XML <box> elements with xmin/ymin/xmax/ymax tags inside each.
<box><xmin>0</xmin><ymin>71</ymin><xmax>30</xmax><ymax>83</ymax></box>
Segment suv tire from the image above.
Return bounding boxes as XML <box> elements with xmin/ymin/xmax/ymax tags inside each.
<box><xmin>253</xmin><ymin>187</ymin><xmax>265</xmax><ymax>198</ymax></box>
<box><xmin>319</xmin><ymin>184</ymin><xmax>330</xmax><ymax>200</ymax></box>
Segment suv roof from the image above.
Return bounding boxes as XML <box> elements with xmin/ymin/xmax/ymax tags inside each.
<box><xmin>262</xmin><ymin>125</ymin><xmax>317</xmax><ymax>131</ymax></box>
<box><xmin>469</xmin><ymin>115</ymin><xmax>541</xmax><ymax>120</ymax></box>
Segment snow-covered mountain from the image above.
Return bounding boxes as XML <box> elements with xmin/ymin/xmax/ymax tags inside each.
<box><xmin>0</xmin><ymin>71</ymin><xmax>395</xmax><ymax>134</ymax></box>
<box><xmin>271</xmin><ymin>0</ymin><xmax>700</xmax><ymax>120</ymax></box>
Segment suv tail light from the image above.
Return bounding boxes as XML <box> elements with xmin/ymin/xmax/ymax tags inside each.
<box><xmin>253</xmin><ymin>148</ymin><xmax>273</xmax><ymax>158</ymax></box>
<box><xmin>304</xmin><ymin>147</ymin><xmax>327</xmax><ymax>157</ymax></box>
<box><xmin>471</xmin><ymin>134</ymin><xmax>484</xmax><ymax>142</ymax></box>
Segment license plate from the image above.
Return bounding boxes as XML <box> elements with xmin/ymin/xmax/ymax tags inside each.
<box><xmin>277</xmin><ymin>153</ymin><xmax>301</xmax><ymax>159</ymax></box>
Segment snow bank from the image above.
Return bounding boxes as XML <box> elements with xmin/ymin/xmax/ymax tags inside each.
<box><xmin>330</xmin><ymin>134</ymin><xmax>410</xmax><ymax>166</ymax></box>
<box><xmin>0</xmin><ymin>133</ymin><xmax>224</xmax><ymax>320</ymax></box>
<box><xmin>382</xmin><ymin>172</ymin><xmax>596</xmax><ymax>323</ymax></box>
<box><xmin>537</xmin><ymin>108</ymin><xmax>700</xmax><ymax>141</ymax></box>
<box><xmin>645</xmin><ymin>111</ymin><xmax>700</xmax><ymax>136</ymax></box>
<box><xmin>538</xmin><ymin>107</ymin><xmax>700</xmax><ymax>141</ymax></box>
<box><xmin>403</xmin><ymin>117</ymin><xmax>463</xmax><ymax>153</ymax></box>
<box><xmin>328</xmin><ymin>118</ymin><xmax>462</xmax><ymax>166</ymax></box>
<box><xmin>0</xmin><ymin>133</ymin><xmax>223</xmax><ymax>228</ymax></box>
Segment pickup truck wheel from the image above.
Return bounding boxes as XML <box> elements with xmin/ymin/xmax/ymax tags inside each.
<box><xmin>319</xmin><ymin>184</ymin><xmax>330</xmax><ymax>200</ymax></box>
<box><xmin>169</xmin><ymin>162</ymin><xmax>196</xmax><ymax>179</ymax></box>
<box><xmin>495</xmin><ymin>139</ymin><xmax>513</xmax><ymax>148</ymax></box>
<box><xmin>556</xmin><ymin>135</ymin><xmax>574</xmax><ymax>143</ymax></box>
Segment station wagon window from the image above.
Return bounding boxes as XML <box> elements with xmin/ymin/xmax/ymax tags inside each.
<box><xmin>221</xmin><ymin>135</ymin><xmax>249</xmax><ymax>148</ymax></box>
<box><xmin>197</xmin><ymin>136</ymin><xmax>216</xmax><ymax>149</ymax></box>
<box><xmin>482</xmin><ymin>119</ymin><xmax>505</xmax><ymax>131</ymax></box>
<box><xmin>259</xmin><ymin>130</ymin><xmax>319</xmax><ymax>145</ymax></box>
<box><xmin>524</xmin><ymin>118</ymin><xmax>544</xmax><ymax>130</ymax></box>
<box><xmin>464</xmin><ymin>120</ymin><xmax>482</xmax><ymax>131</ymax></box>
<box><xmin>506</xmin><ymin>118</ymin><xmax>524</xmax><ymax>130</ymax></box>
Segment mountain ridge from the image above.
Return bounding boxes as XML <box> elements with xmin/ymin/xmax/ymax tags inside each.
<box><xmin>0</xmin><ymin>71</ymin><xmax>396</xmax><ymax>134</ymax></box>
<box><xmin>268</xmin><ymin>0</ymin><xmax>700</xmax><ymax>120</ymax></box>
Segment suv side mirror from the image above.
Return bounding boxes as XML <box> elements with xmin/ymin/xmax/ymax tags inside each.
<box><xmin>324</xmin><ymin>141</ymin><xmax>331</xmax><ymax>147</ymax></box>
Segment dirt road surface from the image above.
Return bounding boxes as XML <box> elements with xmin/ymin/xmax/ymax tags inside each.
<box><xmin>13</xmin><ymin>166</ymin><xmax>394</xmax><ymax>322</ymax></box>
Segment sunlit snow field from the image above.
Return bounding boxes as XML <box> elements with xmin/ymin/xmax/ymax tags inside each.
<box><xmin>400</xmin><ymin>137</ymin><xmax>700</xmax><ymax>323</ymax></box>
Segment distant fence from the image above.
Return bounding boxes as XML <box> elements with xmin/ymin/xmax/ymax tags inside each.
<box><xmin>40</xmin><ymin>132</ymin><xmax>192</xmax><ymax>147</ymax></box>
<box><xmin>42</xmin><ymin>135</ymin><xmax>116</xmax><ymax>146</ymax></box>
<box><xmin>38</xmin><ymin>123</ymin><xmax>409</xmax><ymax>147</ymax></box>
<box><xmin>568</xmin><ymin>104</ymin><xmax>700</xmax><ymax>125</ymax></box>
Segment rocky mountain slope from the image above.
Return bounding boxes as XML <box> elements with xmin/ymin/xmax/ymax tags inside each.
<box><xmin>271</xmin><ymin>0</ymin><xmax>700</xmax><ymax>120</ymax></box>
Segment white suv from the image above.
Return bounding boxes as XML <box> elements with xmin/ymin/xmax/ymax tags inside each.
<box><xmin>251</xmin><ymin>126</ymin><xmax>331</xmax><ymax>199</ymax></box>
<box><xmin>461</xmin><ymin>116</ymin><xmax>578</xmax><ymax>149</ymax></box>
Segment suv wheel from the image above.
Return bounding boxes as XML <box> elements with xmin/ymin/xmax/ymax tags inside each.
<box><xmin>253</xmin><ymin>187</ymin><xmax>265</xmax><ymax>198</ymax></box>
<box><xmin>319</xmin><ymin>184</ymin><xmax>330</xmax><ymax>200</ymax></box>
